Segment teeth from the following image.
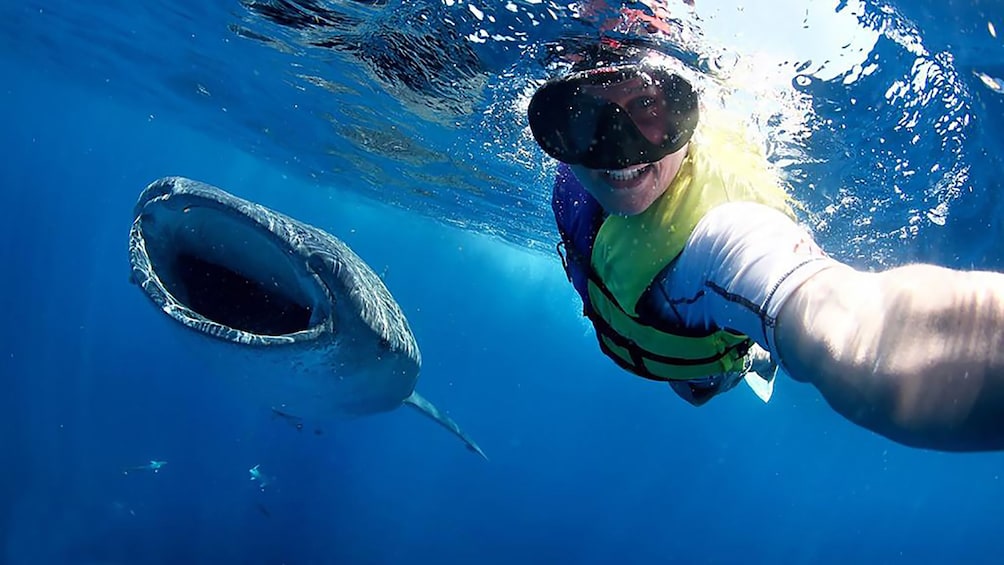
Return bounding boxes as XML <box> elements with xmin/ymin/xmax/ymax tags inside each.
<box><xmin>605</xmin><ymin>165</ymin><xmax>648</xmax><ymax>181</ymax></box>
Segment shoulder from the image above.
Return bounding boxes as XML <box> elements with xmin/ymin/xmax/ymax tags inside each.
<box><xmin>552</xmin><ymin>164</ymin><xmax>603</xmax><ymax>232</ymax></box>
<box><xmin>689</xmin><ymin>109</ymin><xmax>798</xmax><ymax>218</ymax></box>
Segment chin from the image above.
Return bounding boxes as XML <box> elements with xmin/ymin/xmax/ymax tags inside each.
<box><xmin>607</xmin><ymin>200</ymin><xmax>650</xmax><ymax>216</ymax></box>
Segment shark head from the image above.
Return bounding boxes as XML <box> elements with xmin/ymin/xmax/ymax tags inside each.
<box><xmin>129</xmin><ymin>177</ymin><xmax>420</xmax><ymax>415</ymax></box>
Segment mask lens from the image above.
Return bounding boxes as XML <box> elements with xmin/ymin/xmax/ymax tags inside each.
<box><xmin>528</xmin><ymin>66</ymin><xmax>698</xmax><ymax>169</ymax></box>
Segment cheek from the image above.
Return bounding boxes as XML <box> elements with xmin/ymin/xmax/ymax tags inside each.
<box><xmin>570</xmin><ymin>167</ymin><xmax>608</xmax><ymax>195</ymax></box>
<box><xmin>654</xmin><ymin>171</ymin><xmax>674</xmax><ymax>194</ymax></box>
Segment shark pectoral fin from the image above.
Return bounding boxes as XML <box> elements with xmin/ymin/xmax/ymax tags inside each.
<box><xmin>403</xmin><ymin>391</ymin><xmax>488</xmax><ymax>460</ymax></box>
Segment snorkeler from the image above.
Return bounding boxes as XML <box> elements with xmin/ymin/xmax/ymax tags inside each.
<box><xmin>122</xmin><ymin>460</ymin><xmax>167</xmax><ymax>475</ymax></box>
<box><xmin>249</xmin><ymin>464</ymin><xmax>272</xmax><ymax>490</ymax></box>
<box><xmin>528</xmin><ymin>40</ymin><xmax>1004</xmax><ymax>452</ymax></box>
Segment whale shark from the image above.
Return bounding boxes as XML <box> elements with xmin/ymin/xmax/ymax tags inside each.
<box><xmin>128</xmin><ymin>176</ymin><xmax>485</xmax><ymax>458</ymax></box>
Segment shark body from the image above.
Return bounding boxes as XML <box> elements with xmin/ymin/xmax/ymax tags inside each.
<box><xmin>128</xmin><ymin>177</ymin><xmax>484</xmax><ymax>458</ymax></box>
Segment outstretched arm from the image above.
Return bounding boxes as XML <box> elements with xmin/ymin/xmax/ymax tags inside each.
<box><xmin>662</xmin><ymin>201</ymin><xmax>1004</xmax><ymax>452</ymax></box>
<box><xmin>776</xmin><ymin>264</ymin><xmax>1004</xmax><ymax>451</ymax></box>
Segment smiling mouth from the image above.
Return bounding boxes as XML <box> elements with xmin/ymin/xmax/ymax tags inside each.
<box><xmin>603</xmin><ymin>163</ymin><xmax>653</xmax><ymax>183</ymax></box>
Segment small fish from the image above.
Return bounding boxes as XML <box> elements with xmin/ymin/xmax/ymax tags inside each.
<box><xmin>271</xmin><ymin>406</ymin><xmax>305</xmax><ymax>431</ymax></box>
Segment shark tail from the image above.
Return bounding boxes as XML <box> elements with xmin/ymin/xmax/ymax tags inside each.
<box><xmin>404</xmin><ymin>391</ymin><xmax>488</xmax><ymax>460</ymax></box>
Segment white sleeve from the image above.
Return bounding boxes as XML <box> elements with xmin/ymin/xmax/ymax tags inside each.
<box><xmin>660</xmin><ymin>201</ymin><xmax>839</xmax><ymax>356</ymax></box>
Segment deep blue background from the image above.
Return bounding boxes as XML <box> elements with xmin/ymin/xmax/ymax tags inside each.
<box><xmin>4</xmin><ymin>2</ymin><xmax>1004</xmax><ymax>564</ymax></box>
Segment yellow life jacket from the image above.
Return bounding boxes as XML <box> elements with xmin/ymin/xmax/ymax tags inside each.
<box><xmin>585</xmin><ymin>114</ymin><xmax>795</xmax><ymax>381</ymax></box>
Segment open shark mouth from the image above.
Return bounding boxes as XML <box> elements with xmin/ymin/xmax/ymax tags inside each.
<box><xmin>128</xmin><ymin>178</ymin><xmax>333</xmax><ymax>346</ymax></box>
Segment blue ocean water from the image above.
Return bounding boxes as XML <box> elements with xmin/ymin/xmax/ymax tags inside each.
<box><xmin>2</xmin><ymin>1</ymin><xmax>1004</xmax><ymax>564</ymax></box>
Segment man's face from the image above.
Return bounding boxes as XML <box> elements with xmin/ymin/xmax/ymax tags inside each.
<box><xmin>570</xmin><ymin>143</ymin><xmax>688</xmax><ymax>216</ymax></box>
